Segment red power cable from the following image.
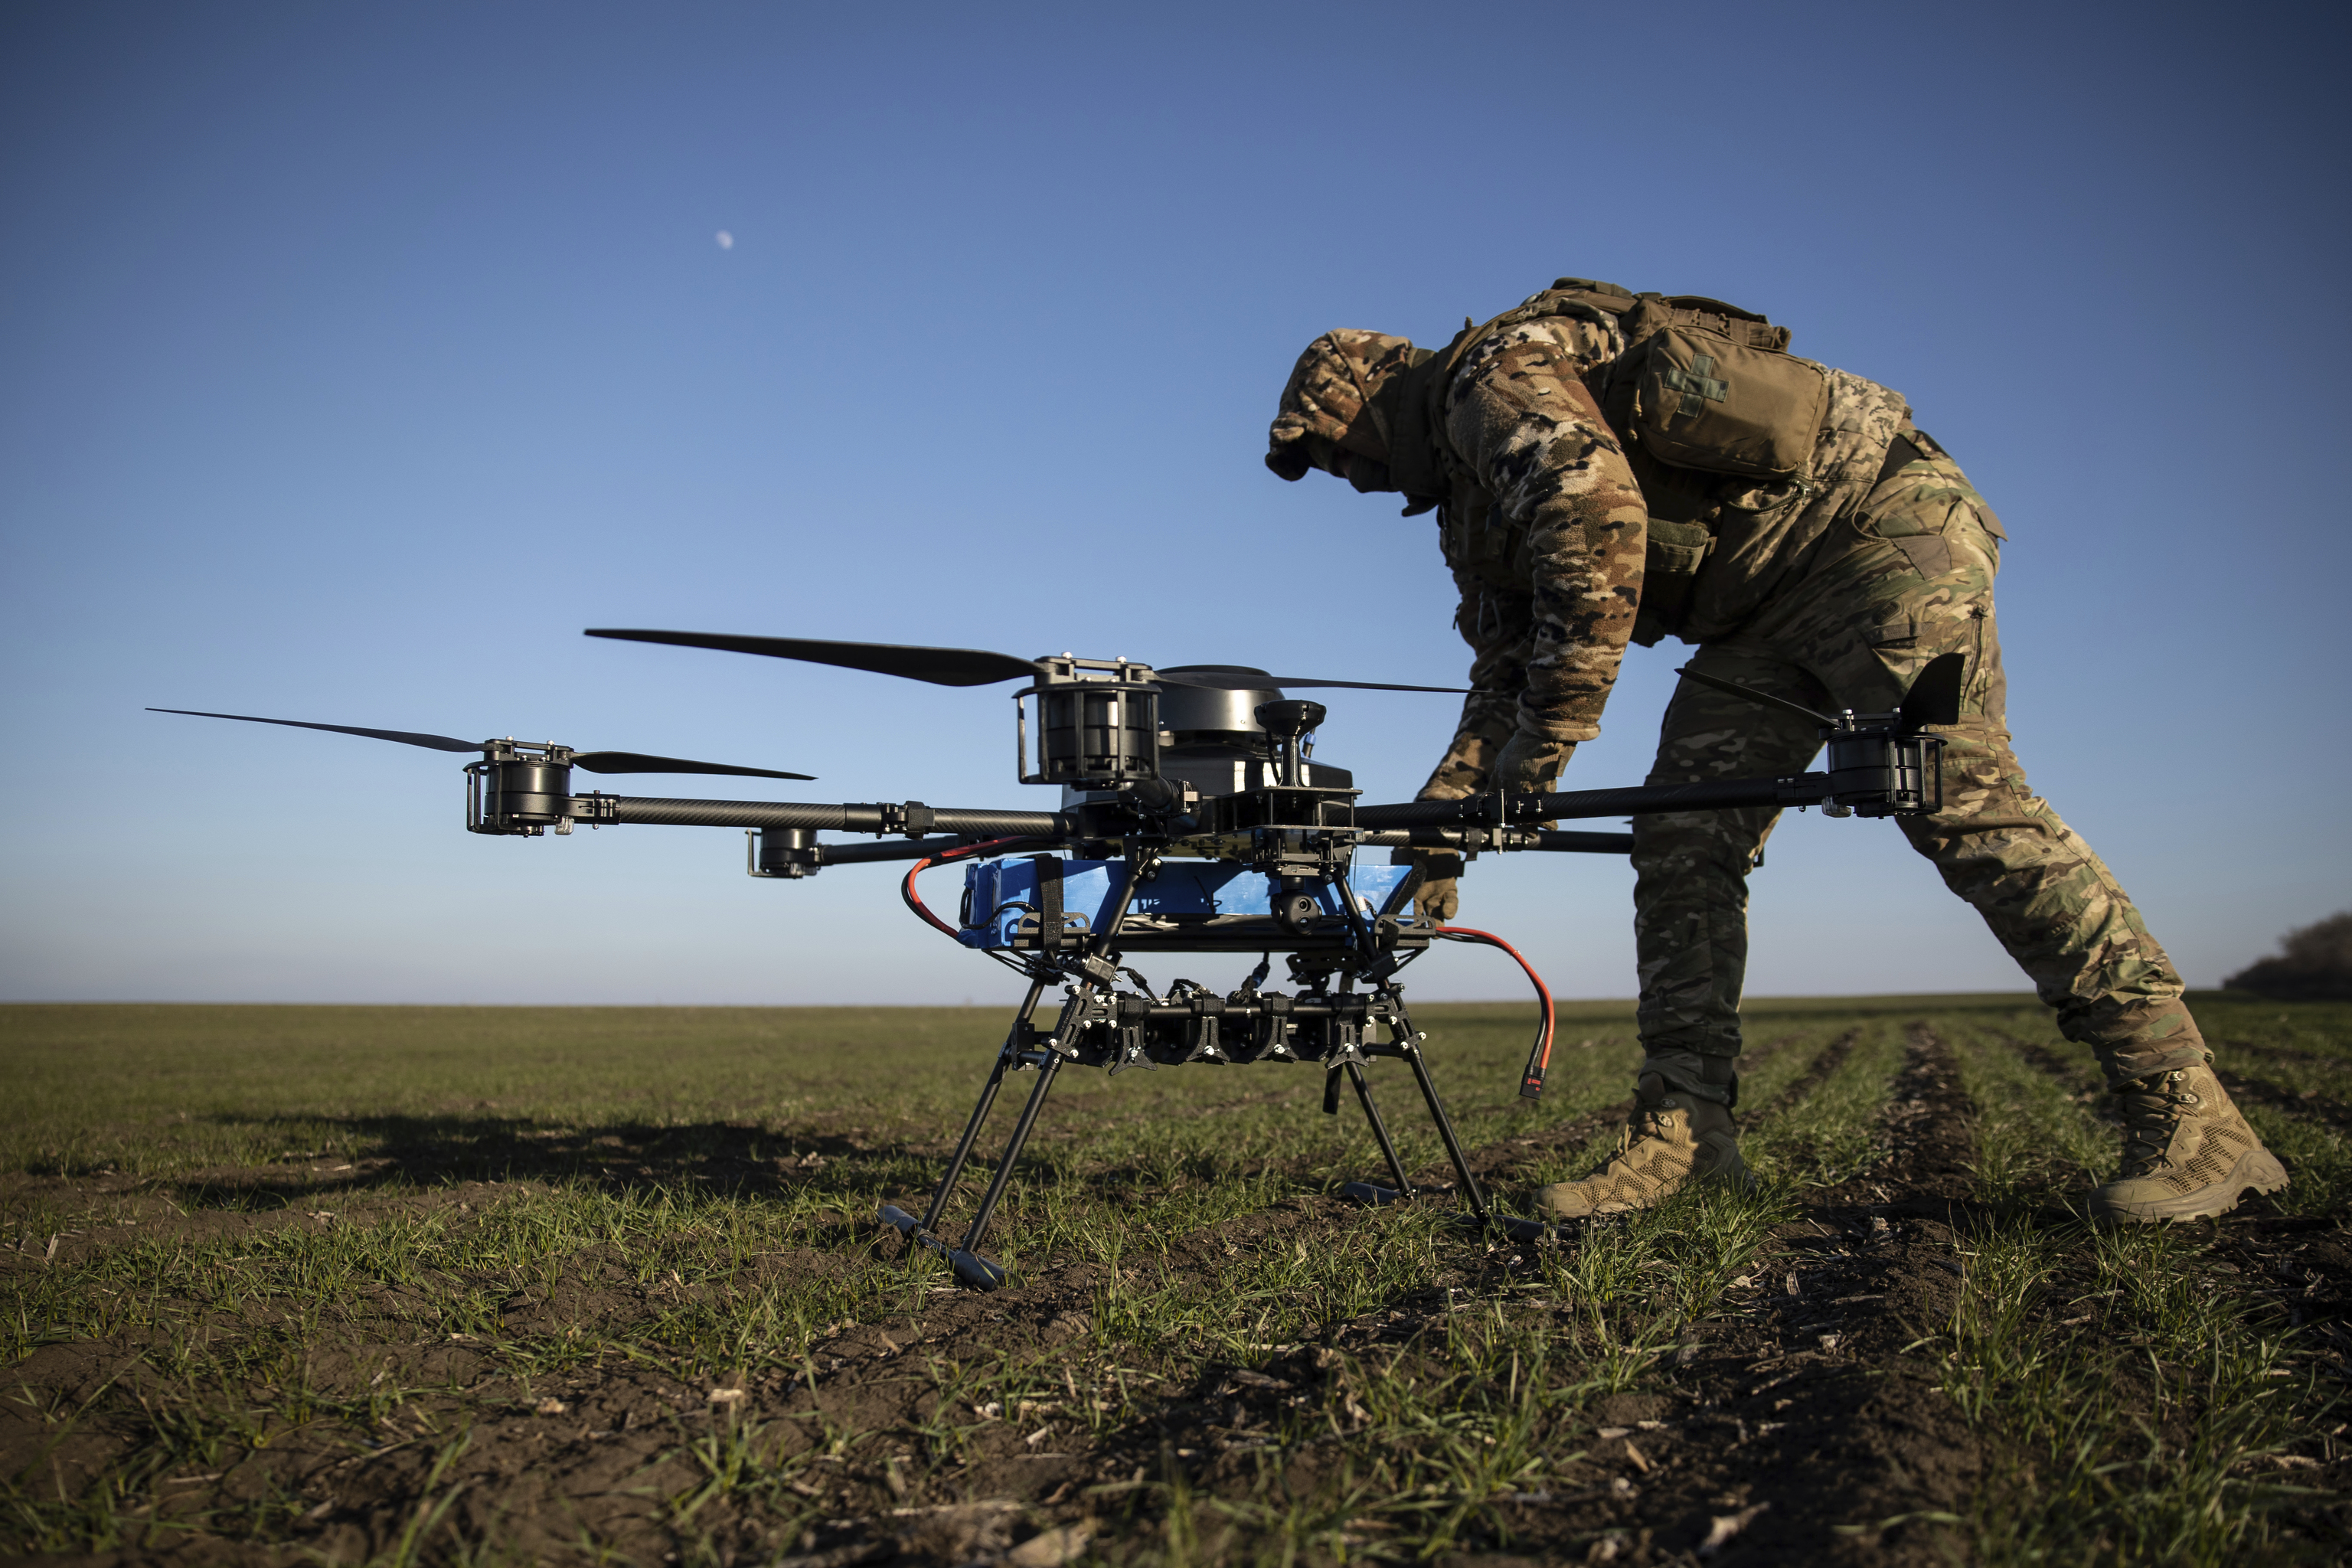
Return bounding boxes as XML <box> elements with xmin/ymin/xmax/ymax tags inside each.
<box><xmin>900</xmin><ymin>838</ymin><xmax>1032</xmax><ymax>940</ymax></box>
<box><xmin>1436</xmin><ymin>924</ymin><xmax>1557</xmax><ymax>1099</ymax></box>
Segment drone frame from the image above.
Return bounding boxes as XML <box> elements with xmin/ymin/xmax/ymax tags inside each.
<box><xmin>154</xmin><ymin>639</ymin><xmax>1965</xmax><ymax>1289</ymax></box>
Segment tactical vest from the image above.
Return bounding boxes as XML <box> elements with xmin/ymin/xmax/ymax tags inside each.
<box><xmin>1377</xmin><ymin>278</ymin><xmax>1837</xmax><ymax>645</ymax></box>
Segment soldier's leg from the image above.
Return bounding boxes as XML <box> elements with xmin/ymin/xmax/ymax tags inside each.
<box><xmin>1535</xmin><ymin>647</ymin><xmax>1824</xmax><ymax>1220</ymax></box>
<box><xmin>1754</xmin><ymin>460</ymin><xmax>2283</xmax><ymax>1218</ymax></box>
<box><xmin>1630</xmin><ymin>647</ymin><xmax>1834</xmax><ymax>1102</ymax></box>
<box><xmin>1765</xmin><ymin>479</ymin><xmax>2203</xmax><ymax>1074</ymax></box>
<box><xmin>1897</xmin><ymin>712</ymin><xmax>2203</xmax><ymax>1073</ymax></box>
<box><xmin>1868</xmin><ymin>617</ymin><xmax>2279</xmax><ymax>1215</ymax></box>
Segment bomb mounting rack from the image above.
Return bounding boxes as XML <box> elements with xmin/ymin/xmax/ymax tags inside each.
<box><xmin>152</xmin><ymin>632</ymin><xmax>1962</xmax><ymax>1287</ymax></box>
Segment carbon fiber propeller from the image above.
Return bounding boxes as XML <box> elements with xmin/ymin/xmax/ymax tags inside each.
<box><xmin>1895</xmin><ymin>652</ymin><xmax>1965</xmax><ymax>730</ymax></box>
<box><xmin>145</xmin><ymin>709</ymin><xmax>814</xmax><ymax>779</ymax></box>
<box><xmin>584</xmin><ymin>629</ymin><xmax>1467</xmax><ymax>694</ymax></box>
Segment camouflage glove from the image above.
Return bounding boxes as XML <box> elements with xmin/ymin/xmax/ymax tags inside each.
<box><xmin>1493</xmin><ymin>732</ymin><xmax>1576</xmax><ymax>796</ymax></box>
<box><xmin>1389</xmin><ymin>848</ymin><xmax>1463</xmax><ymax>924</ymax></box>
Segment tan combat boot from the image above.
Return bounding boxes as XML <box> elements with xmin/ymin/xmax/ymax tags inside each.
<box><xmin>1536</xmin><ymin>1073</ymin><xmax>1749</xmax><ymax>1219</ymax></box>
<box><xmin>2089</xmin><ymin>1059</ymin><xmax>2288</xmax><ymax>1222</ymax></box>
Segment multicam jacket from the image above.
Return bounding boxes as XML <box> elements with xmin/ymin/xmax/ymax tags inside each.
<box><xmin>1398</xmin><ymin>287</ymin><xmax>1914</xmax><ymax>794</ymax></box>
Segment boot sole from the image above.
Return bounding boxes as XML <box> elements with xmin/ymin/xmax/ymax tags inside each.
<box><xmin>2089</xmin><ymin>1148</ymin><xmax>2290</xmax><ymax>1223</ymax></box>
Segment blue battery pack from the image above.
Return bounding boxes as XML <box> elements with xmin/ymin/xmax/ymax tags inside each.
<box><xmin>958</xmin><ymin>858</ymin><xmax>1421</xmax><ymax>949</ymax></box>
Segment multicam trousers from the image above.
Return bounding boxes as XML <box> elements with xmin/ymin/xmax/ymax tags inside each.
<box><xmin>1632</xmin><ymin>444</ymin><xmax>2207</xmax><ymax>1103</ymax></box>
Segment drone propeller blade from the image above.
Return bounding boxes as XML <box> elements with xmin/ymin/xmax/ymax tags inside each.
<box><xmin>147</xmin><ymin>708</ymin><xmax>482</xmax><ymax>752</ymax></box>
<box><xmin>571</xmin><ymin>751</ymin><xmax>815</xmax><ymax>781</ymax></box>
<box><xmin>150</xmin><ymin>709</ymin><xmax>812</xmax><ymax>779</ymax></box>
<box><xmin>587</xmin><ymin>629</ymin><xmax>1465</xmax><ymax>694</ymax></box>
<box><xmin>586</xmin><ymin>629</ymin><xmax>1040</xmax><ymax>687</ymax></box>
<box><xmin>1672</xmin><ymin>668</ymin><xmax>1838</xmax><ymax>727</ymax></box>
<box><xmin>1155</xmin><ymin>668</ymin><xmax>1467</xmax><ymax>695</ymax></box>
<box><xmin>1898</xmin><ymin>652</ymin><xmax>1966</xmax><ymax>730</ymax></box>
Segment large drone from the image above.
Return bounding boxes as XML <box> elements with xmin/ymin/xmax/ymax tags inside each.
<box><xmin>155</xmin><ymin>632</ymin><xmax>1959</xmax><ymax>1287</ymax></box>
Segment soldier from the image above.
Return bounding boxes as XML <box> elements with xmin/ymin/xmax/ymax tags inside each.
<box><xmin>1264</xmin><ymin>279</ymin><xmax>2286</xmax><ymax>1223</ymax></box>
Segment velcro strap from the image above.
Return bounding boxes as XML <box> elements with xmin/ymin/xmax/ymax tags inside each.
<box><xmin>1033</xmin><ymin>855</ymin><xmax>1064</xmax><ymax>955</ymax></box>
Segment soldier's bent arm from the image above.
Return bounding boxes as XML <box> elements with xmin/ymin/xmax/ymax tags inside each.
<box><xmin>1446</xmin><ymin>328</ymin><xmax>1647</xmax><ymax>745</ymax></box>
<box><xmin>1414</xmin><ymin>566</ymin><xmax>1538</xmax><ymax>801</ymax></box>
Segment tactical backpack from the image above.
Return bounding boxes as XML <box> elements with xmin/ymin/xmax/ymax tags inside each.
<box><xmin>1377</xmin><ymin>277</ymin><xmax>1833</xmax><ymax>643</ymax></box>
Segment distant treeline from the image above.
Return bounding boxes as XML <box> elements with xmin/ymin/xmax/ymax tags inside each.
<box><xmin>2226</xmin><ymin>911</ymin><xmax>2352</xmax><ymax>1001</ymax></box>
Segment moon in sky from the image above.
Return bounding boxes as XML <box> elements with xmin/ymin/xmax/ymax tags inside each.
<box><xmin>715</xmin><ymin>230</ymin><xmax>734</xmax><ymax>250</ymax></box>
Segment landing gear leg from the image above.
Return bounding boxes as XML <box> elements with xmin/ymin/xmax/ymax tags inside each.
<box><xmin>947</xmin><ymin>1050</ymin><xmax>1065</xmax><ymax>1288</ymax></box>
<box><xmin>881</xmin><ymin>977</ymin><xmax>1050</xmax><ymax>1283</ymax></box>
<box><xmin>1337</xmin><ymin>1060</ymin><xmax>1417</xmax><ymax>1204</ymax></box>
<box><xmin>1390</xmin><ymin>1009</ymin><xmax>1553</xmax><ymax>1243</ymax></box>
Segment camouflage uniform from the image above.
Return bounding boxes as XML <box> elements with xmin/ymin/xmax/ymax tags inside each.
<box><xmin>1631</xmin><ymin>431</ymin><xmax>2208</xmax><ymax>1097</ymax></box>
<box><xmin>1266</xmin><ymin>289</ymin><xmax>2213</xmax><ymax>1099</ymax></box>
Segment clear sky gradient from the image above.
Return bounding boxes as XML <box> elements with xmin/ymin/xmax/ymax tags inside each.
<box><xmin>3</xmin><ymin>2</ymin><xmax>2345</xmax><ymax>1007</ymax></box>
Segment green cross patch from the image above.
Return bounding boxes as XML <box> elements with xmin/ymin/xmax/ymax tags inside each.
<box><xmin>1661</xmin><ymin>353</ymin><xmax>1726</xmax><ymax>419</ymax></box>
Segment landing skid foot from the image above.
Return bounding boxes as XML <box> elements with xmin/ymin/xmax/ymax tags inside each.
<box><xmin>880</xmin><ymin>1203</ymin><xmax>1008</xmax><ymax>1290</ymax></box>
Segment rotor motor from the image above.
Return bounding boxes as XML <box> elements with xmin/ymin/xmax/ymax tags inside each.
<box><xmin>750</xmin><ymin>825</ymin><xmax>822</xmax><ymax>878</ymax></box>
<box><xmin>1018</xmin><ymin>659</ymin><xmax>1162</xmax><ymax>788</ymax></box>
<box><xmin>467</xmin><ymin>746</ymin><xmax>577</xmax><ymax>835</ymax></box>
<box><xmin>1824</xmin><ymin>727</ymin><xmax>1944</xmax><ymax>817</ymax></box>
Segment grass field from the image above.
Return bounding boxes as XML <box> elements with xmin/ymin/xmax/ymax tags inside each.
<box><xmin>2</xmin><ymin>994</ymin><xmax>2347</xmax><ymax>1566</ymax></box>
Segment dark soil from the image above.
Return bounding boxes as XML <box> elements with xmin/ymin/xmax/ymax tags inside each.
<box><xmin>6</xmin><ymin>1024</ymin><xmax>2349</xmax><ymax>1566</ymax></box>
<box><xmin>1494</xmin><ymin>1025</ymin><xmax>1984</xmax><ymax>1566</ymax></box>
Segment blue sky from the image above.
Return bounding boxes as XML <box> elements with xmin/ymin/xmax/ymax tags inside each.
<box><xmin>2</xmin><ymin>1</ymin><xmax>2344</xmax><ymax>1006</ymax></box>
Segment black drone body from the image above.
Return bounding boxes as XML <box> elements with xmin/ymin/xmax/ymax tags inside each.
<box><xmin>155</xmin><ymin>632</ymin><xmax>1962</xmax><ymax>1289</ymax></box>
